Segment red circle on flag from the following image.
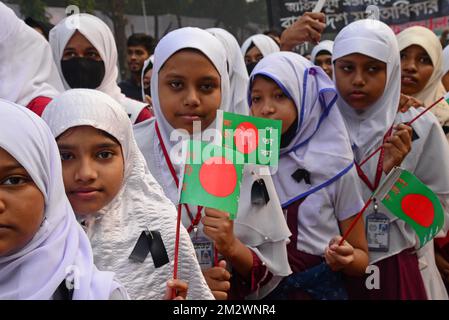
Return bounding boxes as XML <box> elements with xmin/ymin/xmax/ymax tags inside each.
<box><xmin>199</xmin><ymin>156</ymin><xmax>237</xmax><ymax>198</ymax></box>
<box><xmin>401</xmin><ymin>194</ymin><xmax>435</xmax><ymax>227</ymax></box>
<box><xmin>234</xmin><ymin>122</ymin><xmax>259</xmax><ymax>154</ymax></box>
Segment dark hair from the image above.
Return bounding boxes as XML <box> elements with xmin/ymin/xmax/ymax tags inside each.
<box><xmin>127</xmin><ymin>33</ymin><xmax>155</xmax><ymax>55</ymax></box>
<box><xmin>24</xmin><ymin>17</ymin><xmax>54</xmax><ymax>41</ymax></box>
<box><xmin>263</xmin><ymin>29</ymin><xmax>281</xmax><ymax>38</ymax></box>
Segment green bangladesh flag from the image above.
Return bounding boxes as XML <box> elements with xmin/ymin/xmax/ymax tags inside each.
<box><xmin>179</xmin><ymin>140</ymin><xmax>244</xmax><ymax>219</ymax></box>
<box><xmin>373</xmin><ymin>167</ymin><xmax>444</xmax><ymax>248</ymax></box>
<box><xmin>216</xmin><ymin>110</ymin><xmax>281</xmax><ymax>167</ymax></box>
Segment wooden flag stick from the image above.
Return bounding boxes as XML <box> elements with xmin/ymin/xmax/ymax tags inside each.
<box><xmin>172</xmin><ymin>203</ymin><xmax>182</xmax><ymax>298</ymax></box>
<box><xmin>339</xmin><ymin>197</ymin><xmax>373</xmax><ymax>246</ymax></box>
<box><xmin>359</xmin><ymin>96</ymin><xmax>445</xmax><ymax>167</ymax></box>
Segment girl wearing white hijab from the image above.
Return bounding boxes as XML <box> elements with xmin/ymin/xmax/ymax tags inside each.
<box><xmin>207</xmin><ymin>28</ymin><xmax>250</xmax><ymax>116</ymax></box>
<box><xmin>0</xmin><ymin>3</ymin><xmax>63</xmax><ymax>114</ymax></box>
<box><xmin>310</xmin><ymin>40</ymin><xmax>334</xmax><ymax>79</ymax></box>
<box><xmin>49</xmin><ymin>14</ymin><xmax>151</xmax><ymax>124</ymax></box>
<box><xmin>248</xmin><ymin>52</ymin><xmax>368</xmax><ymax>299</ymax></box>
<box><xmin>42</xmin><ymin>89</ymin><xmax>212</xmax><ymax>300</ymax></box>
<box><xmin>333</xmin><ymin>19</ymin><xmax>449</xmax><ymax>300</ymax></box>
<box><xmin>397</xmin><ymin>26</ymin><xmax>449</xmax><ymax>142</ymax></box>
<box><xmin>0</xmin><ymin>99</ymin><xmax>126</xmax><ymax>300</ymax></box>
<box><xmin>134</xmin><ymin>27</ymin><xmax>291</xmax><ymax>300</ymax></box>
<box><xmin>241</xmin><ymin>34</ymin><xmax>280</xmax><ymax>75</ymax></box>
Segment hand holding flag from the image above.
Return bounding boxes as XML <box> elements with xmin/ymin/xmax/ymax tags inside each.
<box><xmin>360</xmin><ymin>93</ymin><xmax>449</xmax><ymax>167</ymax></box>
<box><xmin>382</xmin><ymin>123</ymin><xmax>413</xmax><ymax>174</ymax></box>
<box><xmin>202</xmin><ymin>208</ymin><xmax>237</xmax><ymax>258</ymax></box>
<box><xmin>340</xmin><ymin>168</ymin><xmax>444</xmax><ymax>248</ymax></box>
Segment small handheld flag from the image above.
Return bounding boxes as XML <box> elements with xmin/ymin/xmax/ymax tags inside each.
<box><xmin>373</xmin><ymin>167</ymin><xmax>444</xmax><ymax>248</ymax></box>
<box><xmin>179</xmin><ymin>140</ymin><xmax>244</xmax><ymax>219</ymax></box>
<box><xmin>216</xmin><ymin>110</ymin><xmax>281</xmax><ymax>167</ymax></box>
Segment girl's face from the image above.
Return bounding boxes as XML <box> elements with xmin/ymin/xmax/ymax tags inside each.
<box><xmin>315</xmin><ymin>52</ymin><xmax>333</xmax><ymax>79</ymax></box>
<box><xmin>158</xmin><ymin>49</ymin><xmax>222</xmax><ymax>134</ymax></box>
<box><xmin>250</xmin><ymin>76</ymin><xmax>297</xmax><ymax>134</ymax></box>
<box><xmin>0</xmin><ymin>147</ymin><xmax>45</xmax><ymax>257</ymax></box>
<box><xmin>57</xmin><ymin>126</ymin><xmax>125</xmax><ymax>216</ymax></box>
<box><xmin>245</xmin><ymin>46</ymin><xmax>263</xmax><ymax>65</ymax></box>
<box><xmin>400</xmin><ymin>45</ymin><xmax>434</xmax><ymax>95</ymax></box>
<box><xmin>334</xmin><ymin>53</ymin><xmax>387</xmax><ymax>110</ymax></box>
<box><xmin>62</xmin><ymin>31</ymin><xmax>102</xmax><ymax>61</ymax></box>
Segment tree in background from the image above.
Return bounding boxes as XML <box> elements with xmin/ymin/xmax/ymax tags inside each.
<box><xmin>6</xmin><ymin>0</ymin><xmax>268</xmax><ymax>77</ymax></box>
<box><xmin>16</xmin><ymin>0</ymin><xmax>49</xmax><ymax>22</ymax></box>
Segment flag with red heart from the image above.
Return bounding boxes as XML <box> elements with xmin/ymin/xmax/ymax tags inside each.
<box><xmin>216</xmin><ymin>110</ymin><xmax>281</xmax><ymax>167</ymax></box>
<box><xmin>179</xmin><ymin>140</ymin><xmax>244</xmax><ymax>219</ymax></box>
<box><xmin>374</xmin><ymin>168</ymin><xmax>444</xmax><ymax>248</ymax></box>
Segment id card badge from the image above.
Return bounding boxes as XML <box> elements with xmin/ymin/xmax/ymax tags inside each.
<box><xmin>192</xmin><ymin>235</ymin><xmax>214</xmax><ymax>270</ymax></box>
<box><xmin>366</xmin><ymin>201</ymin><xmax>390</xmax><ymax>252</ymax></box>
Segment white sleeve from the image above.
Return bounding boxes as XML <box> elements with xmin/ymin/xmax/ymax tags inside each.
<box><xmin>331</xmin><ymin>165</ymin><xmax>366</xmax><ymax>222</ymax></box>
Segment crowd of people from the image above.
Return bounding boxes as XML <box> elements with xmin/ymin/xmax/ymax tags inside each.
<box><xmin>1</xmin><ymin>1</ymin><xmax>449</xmax><ymax>300</ymax></box>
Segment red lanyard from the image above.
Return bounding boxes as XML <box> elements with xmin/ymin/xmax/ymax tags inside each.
<box><xmin>355</xmin><ymin>127</ymin><xmax>393</xmax><ymax>192</ymax></box>
<box><xmin>155</xmin><ymin>122</ymin><xmax>203</xmax><ymax>233</ymax></box>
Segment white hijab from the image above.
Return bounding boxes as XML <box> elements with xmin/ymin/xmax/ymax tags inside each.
<box><xmin>207</xmin><ymin>28</ymin><xmax>250</xmax><ymax>116</ymax></box>
<box><xmin>41</xmin><ymin>89</ymin><xmax>213</xmax><ymax>300</ymax></box>
<box><xmin>333</xmin><ymin>20</ymin><xmax>449</xmax><ymax>271</ymax></box>
<box><xmin>49</xmin><ymin>13</ymin><xmax>147</xmax><ymax>123</ymax></box>
<box><xmin>0</xmin><ymin>3</ymin><xmax>63</xmax><ymax>107</ymax></box>
<box><xmin>250</xmin><ymin>52</ymin><xmax>355</xmax><ymax>208</ymax></box>
<box><xmin>134</xmin><ymin>28</ymin><xmax>292</xmax><ymax>298</ymax></box>
<box><xmin>140</xmin><ymin>55</ymin><xmax>154</xmax><ymax>101</ymax></box>
<box><xmin>443</xmin><ymin>45</ymin><xmax>449</xmax><ymax>76</ymax></box>
<box><xmin>333</xmin><ymin>19</ymin><xmax>400</xmax><ymax>161</ymax></box>
<box><xmin>241</xmin><ymin>34</ymin><xmax>280</xmax><ymax>58</ymax></box>
<box><xmin>310</xmin><ymin>40</ymin><xmax>334</xmax><ymax>64</ymax></box>
<box><xmin>397</xmin><ymin>26</ymin><xmax>449</xmax><ymax>128</ymax></box>
<box><xmin>0</xmin><ymin>99</ymin><xmax>120</xmax><ymax>300</ymax></box>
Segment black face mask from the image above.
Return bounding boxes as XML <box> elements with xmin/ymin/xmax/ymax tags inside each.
<box><xmin>61</xmin><ymin>58</ymin><xmax>106</xmax><ymax>89</ymax></box>
<box><xmin>246</xmin><ymin>61</ymin><xmax>258</xmax><ymax>75</ymax></box>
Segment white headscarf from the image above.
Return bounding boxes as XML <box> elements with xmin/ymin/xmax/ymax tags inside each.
<box><xmin>333</xmin><ymin>19</ymin><xmax>400</xmax><ymax>161</ymax></box>
<box><xmin>443</xmin><ymin>45</ymin><xmax>449</xmax><ymax>76</ymax></box>
<box><xmin>0</xmin><ymin>99</ymin><xmax>120</xmax><ymax>300</ymax></box>
<box><xmin>140</xmin><ymin>55</ymin><xmax>154</xmax><ymax>101</ymax></box>
<box><xmin>397</xmin><ymin>26</ymin><xmax>449</xmax><ymax>129</ymax></box>
<box><xmin>310</xmin><ymin>40</ymin><xmax>334</xmax><ymax>64</ymax></box>
<box><xmin>332</xmin><ymin>20</ymin><xmax>449</xmax><ymax>278</ymax></box>
<box><xmin>134</xmin><ymin>28</ymin><xmax>291</xmax><ymax>299</ymax></box>
<box><xmin>41</xmin><ymin>89</ymin><xmax>213</xmax><ymax>300</ymax></box>
<box><xmin>0</xmin><ymin>3</ymin><xmax>63</xmax><ymax>107</ymax></box>
<box><xmin>241</xmin><ymin>34</ymin><xmax>280</xmax><ymax>58</ymax></box>
<box><xmin>208</xmin><ymin>28</ymin><xmax>250</xmax><ymax>116</ymax></box>
<box><xmin>250</xmin><ymin>52</ymin><xmax>355</xmax><ymax>207</ymax></box>
<box><xmin>49</xmin><ymin>13</ymin><xmax>147</xmax><ymax>123</ymax></box>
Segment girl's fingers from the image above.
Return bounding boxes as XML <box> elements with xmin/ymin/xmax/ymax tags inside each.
<box><xmin>204</xmin><ymin>208</ymin><xmax>230</xmax><ymax>219</ymax></box>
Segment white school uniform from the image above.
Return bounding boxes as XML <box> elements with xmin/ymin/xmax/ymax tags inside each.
<box><xmin>42</xmin><ymin>89</ymin><xmax>213</xmax><ymax>300</ymax></box>
<box><xmin>334</xmin><ymin>19</ymin><xmax>449</xmax><ymax>300</ymax></box>
<box><xmin>0</xmin><ymin>99</ymin><xmax>125</xmax><ymax>300</ymax></box>
<box><xmin>134</xmin><ymin>27</ymin><xmax>292</xmax><ymax>299</ymax></box>
<box><xmin>249</xmin><ymin>51</ymin><xmax>365</xmax><ymax>257</ymax></box>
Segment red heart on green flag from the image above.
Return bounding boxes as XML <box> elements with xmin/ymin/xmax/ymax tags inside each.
<box><xmin>234</xmin><ymin>122</ymin><xmax>259</xmax><ymax>154</ymax></box>
<box><xmin>199</xmin><ymin>156</ymin><xmax>237</xmax><ymax>198</ymax></box>
<box><xmin>401</xmin><ymin>194</ymin><xmax>435</xmax><ymax>227</ymax></box>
